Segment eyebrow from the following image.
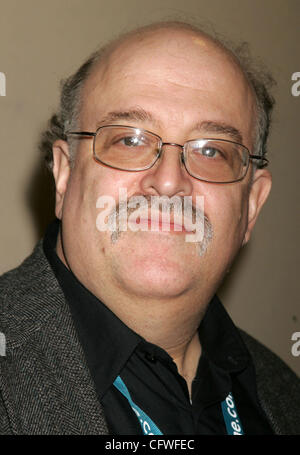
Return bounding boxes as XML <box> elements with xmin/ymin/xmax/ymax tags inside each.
<box><xmin>193</xmin><ymin>121</ymin><xmax>243</xmax><ymax>144</ymax></box>
<box><xmin>96</xmin><ymin>109</ymin><xmax>243</xmax><ymax>144</ymax></box>
<box><xmin>96</xmin><ymin>108</ymin><xmax>160</xmax><ymax>128</ymax></box>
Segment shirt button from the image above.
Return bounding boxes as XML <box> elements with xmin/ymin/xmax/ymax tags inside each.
<box><xmin>145</xmin><ymin>352</ymin><xmax>157</xmax><ymax>363</ymax></box>
<box><xmin>227</xmin><ymin>355</ymin><xmax>239</xmax><ymax>366</ymax></box>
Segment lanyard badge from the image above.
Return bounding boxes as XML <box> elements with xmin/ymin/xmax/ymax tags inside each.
<box><xmin>113</xmin><ymin>375</ymin><xmax>244</xmax><ymax>435</ymax></box>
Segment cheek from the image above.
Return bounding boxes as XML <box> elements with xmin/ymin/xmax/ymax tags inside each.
<box><xmin>63</xmin><ymin>159</ymin><xmax>145</xmax><ymax>235</ymax></box>
<box><xmin>202</xmin><ymin>184</ymin><xmax>249</xmax><ymax>246</ymax></box>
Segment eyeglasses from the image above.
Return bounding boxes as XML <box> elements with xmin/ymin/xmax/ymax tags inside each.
<box><xmin>66</xmin><ymin>124</ymin><xmax>268</xmax><ymax>184</ymax></box>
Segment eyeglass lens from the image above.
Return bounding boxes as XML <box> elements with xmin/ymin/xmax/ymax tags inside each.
<box><xmin>94</xmin><ymin>126</ymin><xmax>249</xmax><ymax>183</ymax></box>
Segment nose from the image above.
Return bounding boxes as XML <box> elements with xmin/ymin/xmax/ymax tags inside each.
<box><xmin>139</xmin><ymin>142</ymin><xmax>193</xmax><ymax>197</ymax></box>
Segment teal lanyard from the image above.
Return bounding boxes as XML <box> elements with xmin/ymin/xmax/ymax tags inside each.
<box><xmin>113</xmin><ymin>375</ymin><xmax>244</xmax><ymax>435</ymax></box>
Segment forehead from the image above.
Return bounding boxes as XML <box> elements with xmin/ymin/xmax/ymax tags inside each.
<box><xmin>80</xmin><ymin>29</ymin><xmax>256</xmax><ymax>143</ymax></box>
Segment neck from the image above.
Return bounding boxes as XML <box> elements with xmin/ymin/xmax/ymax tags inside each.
<box><xmin>109</xmin><ymin>291</ymin><xmax>204</xmax><ymax>397</ymax></box>
<box><xmin>111</xmin><ymin>288</ymin><xmax>206</xmax><ymax>395</ymax></box>
<box><xmin>167</xmin><ymin>331</ymin><xmax>202</xmax><ymax>396</ymax></box>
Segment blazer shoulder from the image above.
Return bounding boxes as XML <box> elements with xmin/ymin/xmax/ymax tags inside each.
<box><xmin>240</xmin><ymin>329</ymin><xmax>298</xmax><ymax>381</ymax></box>
<box><xmin>0</xmin><ymin>241</ymin><xmax>66</xmax><ymax>350</ymax></box>
<box><xmin>0</xmin><ymin>241</ymin><xmax>48</xmax><ymax>298</ymax></box>
<box><xmin>239</xmin><ymin>329</ymin><xmax>300</xmax><ymax>434</ymax></box>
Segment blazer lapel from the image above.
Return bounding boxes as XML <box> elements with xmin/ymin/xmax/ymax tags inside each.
<box><xmin>0</xmin><ymin>242</ymin><xmax>109</xmax><ymax>434</ymax></box>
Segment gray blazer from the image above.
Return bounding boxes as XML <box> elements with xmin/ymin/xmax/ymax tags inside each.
<box><xmin>0</xmin><ymin>242</ymin><xmax>299</xmax><ymax>435</ymax></box>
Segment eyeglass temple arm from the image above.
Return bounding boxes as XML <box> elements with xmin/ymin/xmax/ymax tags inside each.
<box><xmin>65</xmin><ymin>131</ymin><xmax>96</xmax><ymax>137</ymax></box>
<box><xmin>249</xmin><ymin>154</ymin><xmax>269</xmax><ymax>167</ymax></box>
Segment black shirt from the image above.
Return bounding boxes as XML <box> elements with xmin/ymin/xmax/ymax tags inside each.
<box><xmin>43</xmin><ymin>220</ymin><xmax>273</xmax><ymax>434</ymax></box>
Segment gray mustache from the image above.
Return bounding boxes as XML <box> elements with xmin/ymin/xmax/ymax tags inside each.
<box><xmin>108</xmin><ymin>194</ymin><xmax>213</xmax><ymax>255</ymax></box>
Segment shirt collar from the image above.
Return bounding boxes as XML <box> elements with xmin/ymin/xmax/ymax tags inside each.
<box><xmin>198</xmin><ymin>295</ymin><xmax>250</xmax><ymax>373</ymax></box>
<box><xmin>43</xmin><ymin>219</ymin><xmax>250</xmax><ymax>402</ymax></box>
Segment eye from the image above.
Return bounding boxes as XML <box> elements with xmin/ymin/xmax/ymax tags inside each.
<box><xmin>200</xmin><ymin>146</ymin><xmax>221</xmax><ymax>158</ymax></box>
<box><xmin>120</xmin><ymin>135</ymin><xmax>145</xmax><ymax>147</ymax></box>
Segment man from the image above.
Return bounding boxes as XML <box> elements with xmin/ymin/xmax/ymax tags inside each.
<box><xmin>0</xmin><ymin>21</ymin><xmax>299</xmax><ymax>435</ymax></box>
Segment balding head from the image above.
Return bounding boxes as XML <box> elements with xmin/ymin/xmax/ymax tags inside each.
<box><xmin>80</xmin><ymin>25</ymin><xmax>256</xmax><ymax>153</ymax></box>
<box><xmin>41</xmin><ymin>21</ymin><xmax>275</xmax><ymax>170</ymax></box>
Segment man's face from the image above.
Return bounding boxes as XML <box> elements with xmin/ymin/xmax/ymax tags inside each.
<box><xmin>53</xmin><ymin>30</ymin><xmax>271</xmax><ymax>309</ymax></box>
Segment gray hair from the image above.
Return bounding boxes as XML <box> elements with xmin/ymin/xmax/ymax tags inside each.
<box><xmin>40</xmin><ymin>21</ymin><xmax>275</xmax><ymax>171</ymax></box>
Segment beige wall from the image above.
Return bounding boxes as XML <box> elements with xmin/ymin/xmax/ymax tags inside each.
<box><xmin>0</xmin><ymin>0</ymin><xmax>299</xmax><ymax>375</ymax></box>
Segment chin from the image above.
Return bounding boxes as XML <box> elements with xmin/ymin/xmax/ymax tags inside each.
<box><xmin>117</xmin><ymin>262</ymin><xmax>196</xmax><ymax>300</ymax></box>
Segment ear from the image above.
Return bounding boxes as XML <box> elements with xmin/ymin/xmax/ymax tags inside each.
<box><xmin>52</xmin><ymin>140</ymin><xmax>71</xmax><ymax>220</ymax></box>
<box><xmin>242</xmin><ymin>168</ymin><xmax>272</xmax><ymax>245</ymax></box>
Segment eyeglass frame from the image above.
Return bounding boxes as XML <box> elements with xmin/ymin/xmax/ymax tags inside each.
<box><xmin>65</xmin><ymin>124</ymin><xmax>269</xmax><ymax>184</ymax></box>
